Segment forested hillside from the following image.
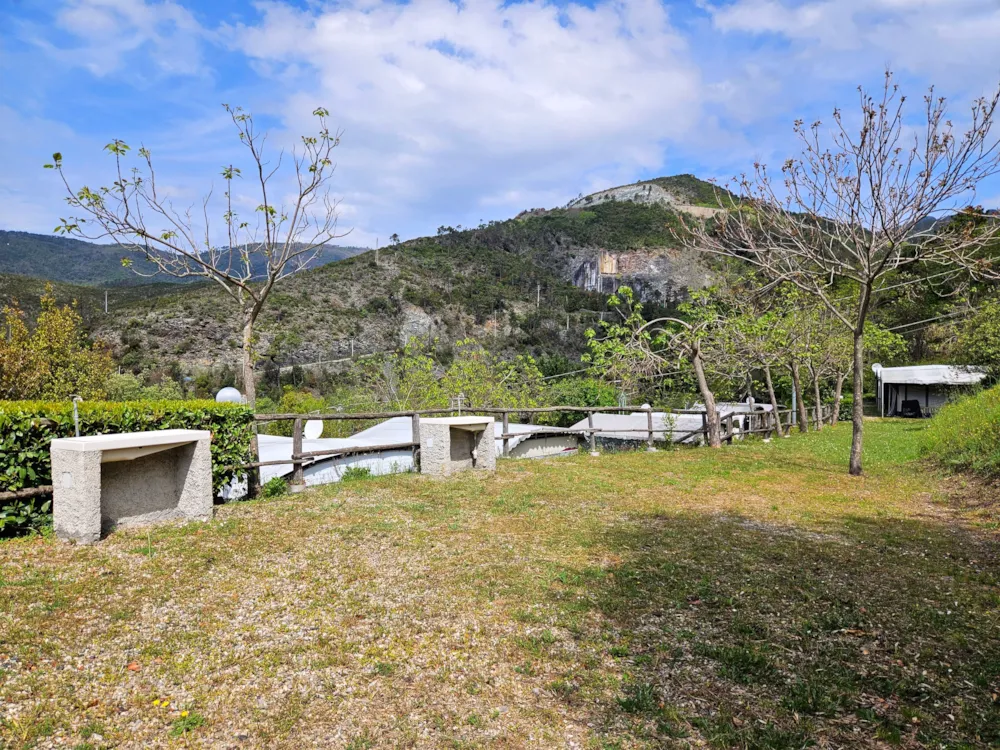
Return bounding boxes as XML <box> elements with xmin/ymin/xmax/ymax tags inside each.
<box><xmin>2</xmin><ymin>174</ymin><xmax>989</xmax><ymax>384</ymax></box>
<box><xmin>0</xmin><ymin>231</ymin><xmax>367</xmax><ymax>287</ymax></box>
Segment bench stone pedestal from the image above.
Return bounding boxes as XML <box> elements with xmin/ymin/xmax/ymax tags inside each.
<box><xmin>51</xmin><ymin>429</ymin><xmax>213</xmax><ymax>544</ymax></box>
<box><xmin>419</xmin><ymin>417</ymin><xmax>496</xmax><ymax>477</ymax></box>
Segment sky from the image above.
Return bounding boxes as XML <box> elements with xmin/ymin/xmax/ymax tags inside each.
<box><xmin>2</xmin><ymin>0</ymin><xmax>1000</xmax><ymax>248</ymax></box>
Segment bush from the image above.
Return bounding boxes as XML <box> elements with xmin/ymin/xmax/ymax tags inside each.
<box><xmin>922</xmin><ymin>384</ymin><xmax>1000</xmax><ymax>477</ymax></box>
<box><xmin>261</xmin><ymin>476</ymin><xmax>288</xmax><ymax>498</ymax></box>
<box><xmin>0</xmin><ymin>400</ymin><xmax>254</xmax><ymax>536</ymax></box>
<box><xmin>838</xmin><ymin>395</ymin><xmax>854</xmax><ymax>422</ymax></box>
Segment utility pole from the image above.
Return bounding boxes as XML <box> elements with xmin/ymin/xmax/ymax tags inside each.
<box><xmin>104</xmin><ymin>290</ymin><xmax>108</xmax><ymax>314</ymax></box>
<box><xmin>536</xmin><ymin>282</ymin><xmax>540</xmax><ymax>309</ymax></box>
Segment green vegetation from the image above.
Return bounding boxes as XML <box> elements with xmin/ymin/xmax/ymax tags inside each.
<box><xmin>0</xmin><ymin>230</ymin><xmax>365</xmax><ymax>287</ymax></box>
<box><xmin>1</xmin><ymin>421</ymin><xmax>996</xmax><ymax>747</ymax></box>
<box><xmin>923</xmin><ymin>382</ymin><xmax>1000</xmax><ymax>477</ymax></box>
<box><xmin>260</xmin><ymin>476</ymin><xmax>289</xmax><ymax>499</ymax></box>
<box><xmin>0</xmin><ymin>287</ymin><xmax>114</xmax><ymax>400</ymax></box>
<box><xmin>641</xmin><ymin>173</ymin><xmax>736</xmax><ymax>207</ymax></box>
<box><xmin>0</xmin><ymin>400</ymin><xmax>253</xmax><ymax>535</ymax></box>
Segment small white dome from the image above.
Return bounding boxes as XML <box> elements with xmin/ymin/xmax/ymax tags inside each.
<box><xmin>215</xmin><ymin>387</ymin><xmax>244</xmax><ymax>404</ymax></box>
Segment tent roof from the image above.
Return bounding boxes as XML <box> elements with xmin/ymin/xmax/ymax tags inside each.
<box><xmin>874</xmin><ymin>364</ymin><xmax>986</xmax><ymax>386</ymax></box>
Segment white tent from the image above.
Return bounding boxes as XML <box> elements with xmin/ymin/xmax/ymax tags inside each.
<box><xmin>872</xmin><ymin>363</ymin><xmax>986</xmax><ymax>417</ymax></box>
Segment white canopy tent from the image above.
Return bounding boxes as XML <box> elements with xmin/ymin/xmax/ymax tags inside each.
<box><xmin>872</xmin><ymin>364</ymin><xmax>986</xmax><ymax>417</ymax></box>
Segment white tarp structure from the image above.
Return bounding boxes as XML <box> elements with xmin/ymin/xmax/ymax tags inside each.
<box><xmin>249</xmin><ymin>416</ymin><xmax>577</xmax><ymax>492</ymax></box>
<box><xmin>873</xmin><ymin>363</ymin><xmax>986</xmax><ymax>417</ymax></box>
<box><xmin>571</xmin><ymin>403</ymin><xmax>775</xmax><ymax>446</ymax></box>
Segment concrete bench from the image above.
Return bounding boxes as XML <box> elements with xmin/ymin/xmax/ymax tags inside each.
<box><xmin>419</xmin><ymin>417</ymin><xmax>496</xmax><ymax>476</ymax></box>
<box><xmin>51</xmin><ymin>429</ymin><xmax>213</xmax><ymax>544</ymax></box>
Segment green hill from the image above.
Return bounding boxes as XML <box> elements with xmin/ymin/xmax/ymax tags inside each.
<box><xmin>0</xmin><ymin>231</ymin><xmax>368</xmax><ymax>287</ymax></box>
<box><xmin>84</xmin><ymin>178</ymin><xmax>725</xmax><ymax>373</ymax></box>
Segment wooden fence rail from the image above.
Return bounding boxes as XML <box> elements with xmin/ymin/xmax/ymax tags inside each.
<box><xmin>6</xmin><ymin>404</ymin><xmax>837</xmax><ymax>497</ymax></box>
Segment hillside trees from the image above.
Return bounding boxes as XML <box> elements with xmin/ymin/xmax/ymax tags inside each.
<box><xmin>584</xmin><ymin>286</ymin><xmax>724</xmax><ymax>447</ymax></box>
<box><xmin>682</xmin><ymin>71</ymin><xmax>1000</xmax><ymax>474</ymax></box>
<box><xmin>46</xmin><ymin>105</ymin><xmax>346</xmax><ymax>408</ymax></box>
<box><xmin>0</xmin><ymin>288</ymin><xmax>113</xmax><ymax>400</ymax></box>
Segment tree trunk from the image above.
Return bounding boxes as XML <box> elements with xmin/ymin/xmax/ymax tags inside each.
<box><xmin>241</xmin><ymin>314</ymin><xmax>257</xmax><ymax>408</ymax></box>
<box><xmin>831</xmin><ymin>372</ymin><xmax>847</xmax><ymax>427</ymax></box>
<box><xmin>790</xmin><ymin>360</ymin><xmax>808</xmax><ymax>433</ymax></box>
<box><xmin>849</xmin><ymin>330</ymin><xmax>865</xmax><ymax>476</ymax></box>
<box><xmin>763</xmin><ymin>364</ymin><xmax>784</xmax><ymax>437</ymax></box>
<box><xmin>241</xmin><ymin>310</ymin><xmax>260</xmax><ymax>497</ymax></box>
<box><xmin>810</xmin><ymin>363</ymin><xmax>823</xmax><ymax>432</ymax></box>
<box><xmin>692</xmin><ymin>350</ymin><xmax>721</xmax><ymax>448</ymax></box>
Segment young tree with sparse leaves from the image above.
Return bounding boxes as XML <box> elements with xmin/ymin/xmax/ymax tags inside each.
<box><xmin>46</xmin><ymin>105</ymin><xmax>346</xmax><ymax>408</ymax></box>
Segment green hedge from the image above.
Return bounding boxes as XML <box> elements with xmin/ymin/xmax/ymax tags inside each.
<box><xmin>0</xmin><ymin>400</ymin><xmax>254</xmax><ymax>535</ymax></box>
<box><xmin>921</xmin><ymin>384</ymin><xmax>1000</xmax><ymax>477</ymax></box>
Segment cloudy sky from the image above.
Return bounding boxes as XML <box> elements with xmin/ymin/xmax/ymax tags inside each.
<box><xmin>3</xmin><ymin>0</ymin><xmax>1000</xmax><ymax>247</ymax></box>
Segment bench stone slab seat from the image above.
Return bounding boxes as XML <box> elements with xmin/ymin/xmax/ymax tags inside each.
<box><xmin>419</xmin><ymin>417</ymin><xmax>496</xmax><ymax>476</ymax></box>
<box><xmin>51</xmin><ymin>429</ymin><xmax>213</xmax><ymax>544</ymax></box>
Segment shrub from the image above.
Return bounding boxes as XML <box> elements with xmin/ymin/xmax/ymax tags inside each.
<box><xmin>922</xmin><ymin>384</ymin><xmax>1000</xmax><ymax>477</ymax></box>
<box><xmin>838</xmin><ymin>394</ymin><xmax>854</xmax><ymax>422</ymax></box>
<box><xmin>261</xmin><ymin>476</ymin><xmax>288</xmax><ymax>498</ymax></box>
<box><xmin>0</xmin><ymin>400</ymin><xmax>253</xmax><ymax>536</ymax></box>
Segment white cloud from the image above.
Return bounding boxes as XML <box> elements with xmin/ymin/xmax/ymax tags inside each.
<box><xmin>226</xmin><ymin>0</ymin><xmax>705</xmax><ymax>239</ymax></box>
<box><xmin>39</xmin><ymin>0</ymin><xmax>206</xmax><ymax>77</ymax></box>
<box><xmin>708</xmin><ymin>0</ymin><xmax>1000</xmax><ymax>82</ymax></box>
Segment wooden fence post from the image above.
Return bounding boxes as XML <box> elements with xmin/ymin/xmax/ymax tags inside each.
<box><xmin>502</xmin><ymin>411</ymin><xmax>510</xmax><ymax>457</ymax></box>
<box><xmin>587</xmin><ymin>410</ymin><xmax>599</xmax><ymax>456</ymax></box>
<box><xmin>291</xmin><ymin>417</ymin><xmax>305</xmax><ymax>489</ymax></box>
<box><xmin>411</xmin><ymin>412</ymin><xmax>421</xmax><ymax>471</ymax></box>
<box><xmin>725</xmin><ymin>414</ymin><xmax>734</xmax><ymax>445</ymax></box>
<box><xmin>247</xmin><ymin>428</ymin><xmax>260</xmax><ymax>498</ymax></box>
<box><xmin>645</xmin><ymin>406</ymin><xmax>656</xmax><ymax>452</ymax></box>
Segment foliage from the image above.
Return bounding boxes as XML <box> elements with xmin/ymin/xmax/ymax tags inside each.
<box><xmin>0</xmin><ymin>496</ymin><xmax>52</xmax><ymax>537</ymax></box>
<box><xmin>583</xmin><ymin>286</ymin><xmax>659</xmax><ymax>398</ymax></box>
<box><xmin>536</xmin><ymin>377</ymin><xmax>620</xmax><ymax>427</ymax></box>
<box><xmin>257</xmin><ymin>387</ymin><xmax>330</xmax><ymax>437</ymax></box>
<box><xmin>104</xmin><ymin>373</ymin><xmax>184</xmax><ymax>401</ymax></box>
<box><xmin>439</xmin><ymin>339</ymin><xmax>544</xmax><ymax>408</ymax></box>
<box><xmin>341</xmin><ymin>466</ymin><xmax>373</xmax><ymax>482</ymax></box>
<box><xmin>261</xmin><ymin>476</ymin><xmax>288</xmax><ymax>499</ymax></box>
<box><xmin>922</xmin><ymin>383</ymin><xmax>1000</xmax><ymax>477</ymax></box>
<box><xmin>0</xmin><ymin>400</ymin><xmax>253</xmax><ymax>536</ymax></box>
<box><xmin>355</xmin><ymin>337</ymin><xmax>544</xmax><ymax>410</ymax></box>
<box><xmin>0</xmin><ymin>287</ymin><xmax>114</xmax><ymax>400</ymax></box>
<box><xmin>955</xmin><ymin>298</ymin><xmax>1000</xmax><ymax>379</ymax></box>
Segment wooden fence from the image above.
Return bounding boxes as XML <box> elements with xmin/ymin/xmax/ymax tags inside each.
<box><xmin>249</xmin><ymin>403</ymin><xmax>835</xmax><ymax>486</ymax></box>
<box><xmin>1</xmin><ymin>404</ymin><xmax>835</xmax><ymax>502</ymax></box>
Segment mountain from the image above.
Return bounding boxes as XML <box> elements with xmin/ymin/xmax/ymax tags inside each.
<box><xmin>0</xmin><ymin>231</ymin><xmax>368</xmax><ymax>287</ymax></box>
<box><xmin>4</xmin><ymin>175</ymin><xmax>729</xmax><ymax>374</ymax></box>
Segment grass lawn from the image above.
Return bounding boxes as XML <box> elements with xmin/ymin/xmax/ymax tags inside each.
<box><xmin>2</xmin><ymin>420</ymin><xmax>999</xmax><ymax>749</ymax></box>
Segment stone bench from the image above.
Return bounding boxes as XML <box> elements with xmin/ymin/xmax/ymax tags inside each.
<box><xmin>419</xmin><ymin>417</ymin><xmax>496</xmax><ymax>476</ymax></box>
<box><xmin>51</xmin><ymin>429</ymin><xmax>213</xmax><ymax>544</ymax></box>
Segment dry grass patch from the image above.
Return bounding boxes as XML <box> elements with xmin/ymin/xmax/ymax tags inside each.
<box><xmin>1</xmin><ymin>421</ymin><xmax>998</xmax><ymax>748</ymax></box>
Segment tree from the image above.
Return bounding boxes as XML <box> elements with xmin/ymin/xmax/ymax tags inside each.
<box><xmin>584</xmin><ymin>286</ymin><xmax>724</xmax><ymax>447</ymax></box>
<box><xmin>46</xmin><ymin>105</ymin><xmax>346</xmax><ymax>408</ymax></box>
<box><xmin>681</xmin><ymin>71</ymin><xmax>1000</xmax><ymax>474</ymax></box>
<box><xmin>955</xmin><ymin>298</ymin><xmax>1000</xmax><ymax>379</ymax></box>
<box><xmin>0</xmin><ymin>288</ymin><xmax>113</xmax><ymax>400</ymax></box>
<box><xmin>717</xmin><ymin>288</ymin><xmax>793</xmax><ymax>436</ymax></box>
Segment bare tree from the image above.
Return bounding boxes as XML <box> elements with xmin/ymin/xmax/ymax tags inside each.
<box><xmin>46</xmin><ymin>105</ymin><xmax>347</xmax><ymax>407</ymax></box>
<box><xmin>680</xmin><ymin>72</ymin><xmax>1000</xmax><ymax>474</ymax></box>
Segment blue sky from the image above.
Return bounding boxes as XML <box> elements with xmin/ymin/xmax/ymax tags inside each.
<box><xmin>3</xmin><ymin>0</ymin><xmax>1000</xmax><ymax>248</ymax></box>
